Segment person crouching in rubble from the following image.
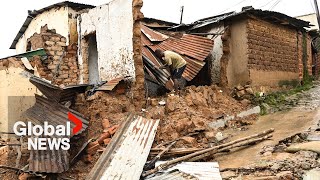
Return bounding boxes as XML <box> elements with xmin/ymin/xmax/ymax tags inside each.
<box><xmin>155</xmin><ymin>49</ymin><xmax>187</xmax><ymax>92</ymax></box>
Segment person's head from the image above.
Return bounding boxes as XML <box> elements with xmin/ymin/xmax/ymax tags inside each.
<box><xmin>155</xmin><ymin>49</ymin><xmax>164</xmax><ymax>59</ymax></box>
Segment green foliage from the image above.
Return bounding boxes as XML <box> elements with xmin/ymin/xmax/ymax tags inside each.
<box><xmin>253</xmin><ymin>81</ymin><xmax>313</xmax><ymax>115</ymax></box>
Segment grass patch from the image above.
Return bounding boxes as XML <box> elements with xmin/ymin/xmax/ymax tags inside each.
<box><xmin>253</xmin><ymin>79</ymin><xmax>314</xmax><ymax>115</ymax></box>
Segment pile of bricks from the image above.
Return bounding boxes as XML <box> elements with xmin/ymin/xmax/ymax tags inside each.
<box><xmin>85</xmin><ymin>119</ymin><xmax>119</xmax><ymax>162</ymax></box>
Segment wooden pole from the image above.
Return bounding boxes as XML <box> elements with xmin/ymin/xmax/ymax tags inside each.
<box><xmin>180</xmin><ymin>6</ymin><xmax>184</xmax><ymax>24</ymax></box>
<box><xmin>142</xmin><ymin>129</ymin><xmax>274</xmax><ymax>177</ymax></box>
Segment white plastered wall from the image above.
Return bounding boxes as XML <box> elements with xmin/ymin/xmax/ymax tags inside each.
<box><xmin>0</xmin><ymin>68</ymin><xmax>37</xmax><ymax>137</ymax></box>
<box><xmin>15</xmin><ymin>7</ymin><xmax>70</xmax><ymax>54</ymax></box>
<box><xmin>78</xmin><ymin>0</ymin><xmax>135</xmax><ymax>82</ymax></box>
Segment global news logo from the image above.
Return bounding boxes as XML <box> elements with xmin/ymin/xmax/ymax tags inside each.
<box><xmin>13</xmin><ymin>112</ymin><xmax>82</xmax><ymax>151</ymax></box>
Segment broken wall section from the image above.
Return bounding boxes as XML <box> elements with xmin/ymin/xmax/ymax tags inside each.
<box><xmin>0</xmin><ymin>58</ymin><xmax>37</xmax><ymax>136</ymax></box>
<box><xmin>78</xmin><ymin>0</ymin><xmax>136</xmax><ymax>83</ymax></box>
<box><xmin>28</xmin><ymin>26</ymin><xmax>79</xmax><ymax>85</ymax></box>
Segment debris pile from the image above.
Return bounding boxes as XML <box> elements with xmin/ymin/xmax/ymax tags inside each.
<box><xmin>146</xmin><ymin>85</ymin><xmax>250</xmax><ymax>148</ymax></box>
<box><xmin>232</xmin><ymin>84</ymin><xmax>255</xmax><ymax>100</ymax></box>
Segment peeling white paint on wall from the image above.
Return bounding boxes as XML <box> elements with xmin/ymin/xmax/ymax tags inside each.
<box><xmin>206</xmin><ymin>23</ymin><xmax>225</xmax><ymax>84</ymax></box>
<box><xmin>15</xmin><ymin>7</ymin><xmax>70</xmax><ymax>54</ymax></box>
<box><xmin>78</xmin><ymin>0</ymin><xmax>135</xmax><ymax>82</ymax></box>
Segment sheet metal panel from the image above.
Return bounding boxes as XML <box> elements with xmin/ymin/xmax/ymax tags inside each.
<box><xmin>86</xmin><ymin>115</ymin><xmax>159</xmax><ymax>180</ymax></box>
<box><xmin>148</xmin><ymin>44</ymin><xmax>205</xmax><ymax>81</ymax></box>
<box><xmin>146</xmin><ymin>170</ymin><xmax>198</xmax><ymax>180</ymax></box>
<box><xmin>141</xmin><ymin>25</ymin><xmax>169</xmax><ymax>42</ymax></box>
<box><xmin>30</xmin><ymin>76</ymin><xmax>88</xmax><ymax>103</ymax></box>
<box><xmin>154</xmin><ymin>161</ymin><xmax>222</xmax><ymax>180</ymax></box>
<box><xmin>97</xmin><ymin>77</ymin><xmax>124</xmax><ymax>91</ymax></box>
<box><xmin>24</xmin><ymin>95</ymin><xmax>89</xmax><ymax>173</ymax></box>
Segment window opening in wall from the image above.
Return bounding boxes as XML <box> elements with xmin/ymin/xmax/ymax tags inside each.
<box><xmin>87</xmin><ymin>33</ymin><xmax>99</xmax><ymax>84</ymax></box>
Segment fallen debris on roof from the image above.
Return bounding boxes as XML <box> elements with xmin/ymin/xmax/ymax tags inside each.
<box><xmin>86</xmin><ymin>114</ymin><xmax>159</xmax><ymax>180</ymax></box>
<box><xmin>141</xmin><ymin>24</ymin><xmax>214</xmax><ymax>84</ymax></box>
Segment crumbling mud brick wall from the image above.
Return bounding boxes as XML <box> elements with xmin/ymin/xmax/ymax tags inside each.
<box><xmin>28</xmin><ymin>25</ymin><xmax>79</xmax><ymax>85</ymax></box>
<box><xmin>297</xmin><ymin>32</ymin><xmax>313</xmax><ymax>79</ymax></box>
<box><xmin>246</xmin><ymin>18</ymin><xmax>312</xmax><ymax>86</ymax></box>
<box><xmin>132</xmin><ymin>0</ymin><xmax>145</xmax><ymax>108</ymax></box>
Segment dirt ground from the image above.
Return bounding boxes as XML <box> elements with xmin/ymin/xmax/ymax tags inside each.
<box><xmin>1</xmin><ymin>82</ymin><xmax>320</xmax><ymax>179</ymax></box>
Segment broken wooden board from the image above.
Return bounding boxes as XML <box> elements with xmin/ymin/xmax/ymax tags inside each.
<box><xmin>86</xmin><ymin>114</ymin><xmax>160</xmax><ymax>180</ymax></box>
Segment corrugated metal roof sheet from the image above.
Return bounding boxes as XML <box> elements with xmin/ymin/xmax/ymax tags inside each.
<box><xmin>86</xmin><ymin>114</ymin><xmax>159</xmax><ymax>180</ymax></box>
<box><xmin>23</xmin><ymin>95</ymin><xmax>89</xmax><ymax>173</ymax></box>
<box><xmin>148</xmin><ymin>43</ymin><xmax>206</xmax><ymax>81</ymax></box>
<box><xmin>152</xmin><ymin>162</ymin><xmax>222</xmax><ymax>180</ymax></box>
<box><xmin>145</xmin><ymin>170</ymin><xmax>198</xmax><ymax>180</ymax></box>
<box><xmin>141</xmin><ymin>27</ymin><xmax>213</xmax><ymax>82</ymax></box>
<box><xmin>141</xmin><ymin>25</ymin><xmax>169</xmax><ymax>42</ymax></box>
<box><xmin>97</xmin><ymin>77</ymin><xmax>124</xmax><ymax>91</ymax></box>
<box><xmin>189</xmin><ymin>9</ymin><xmax>312</xmax><ymax>31</ymax></box>
<box><xmin>30</xmin><ymin>76</ymin><xmax>88</xmax><ymax>103</ymax></box>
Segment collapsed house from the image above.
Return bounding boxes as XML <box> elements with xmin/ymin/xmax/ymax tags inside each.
<box><xmin>145</xmin><ymin>8</ymin><xmax>313</xmax><ymax>88</ymax></box>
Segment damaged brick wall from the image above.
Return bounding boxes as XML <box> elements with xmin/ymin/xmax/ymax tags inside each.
<box><xmin>297</xmin><ymin>32</ymin><xmax>313</xmax><ymax>80</ymax></box>
<box><xmin>28</xmin><ymin>25</ymin><xmax>79</xmax><ymax>85</ymax></box>
<box><xmin>132</xmin><ymin>0</ymin><xmax>145</xmax><ymax>108</ymax></box>
<box><xmin>247</xmin><ymin>19</ymin><xmax>299</xmax><ymax>73</ymax></box>
<box><xmin>246</xmin><ymin>18</ymin><xmax>312</xmax><ymax>85</ymax></box>
<box><xmin>220</xmin><ymin>28</ymin><xmax>231</xmax><ymax>87</ymax></box>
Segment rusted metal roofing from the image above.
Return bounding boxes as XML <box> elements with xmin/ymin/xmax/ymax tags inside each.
<box><xmin>141</xmin><ymin>27</ymin><xmax>213</xmax><ymax>82</ymax></box>
<box><xmin>152</xmin><ymin>162</ymin><xmax>222</xmax><ymax>180</ymax></box>
<box><xmin>97</xmin><ymin>77</ymin><xmax>124</xmax><ymax>91</ymax></box>
<box><xmin>30</xmin><ymin>76</ymin><xmax>88</xmax><ymax>103</ymax></box>
<box><xmin>141</xmin><ymin>25</ymin><xmax>169</xmax><ymax>42</ymax></box>
<box><xmin>23</xmin><ymin>94</ymin><xmax>89</xmax><ymax>173</ymax></box>
<box><xmin>86</xmin><ymin>114</ymin><xmax>159</xmax><ymax>180</ymax></box>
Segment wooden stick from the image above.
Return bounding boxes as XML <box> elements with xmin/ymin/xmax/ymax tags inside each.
<box><xmin>142</xmin><ymin>128</ymin><xmax>274</xmax><ymax>177</ymax></box>
<box><xmin>144</xmin><ymin>141</ymin><xmax>176</xmax><ymax>170</ymax></box>
<box><xmin>150</xmin><ymin>148</ymin><xmax>203</xmax><ymax>155</ymax></box>
<box><xmin>188</xmin><ymin>134</ymin><xmax>272</xmax><ymax>162</ymax></box>
<box><xmin>0</xmin><ymin>165</ymin><xmax>21</xmax><ymax>171</ymax></box>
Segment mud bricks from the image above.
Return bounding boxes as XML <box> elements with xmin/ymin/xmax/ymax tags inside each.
<box><xmin>247</xmin><ymin>19</ymin><xmax>300</xmax><ymax>73</ymax></box>
<box><xmin>28</xmin><ymin>25</ymin><xmax>79</xmax><ymax>86</ymax></box>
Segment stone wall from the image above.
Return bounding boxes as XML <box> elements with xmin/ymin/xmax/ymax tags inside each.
<box><xmin>27</xmin><ymin>25</ymin><xmax>79</xmax><ymax>85</ymax></box>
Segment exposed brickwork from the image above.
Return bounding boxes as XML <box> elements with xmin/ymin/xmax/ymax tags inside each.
<box><xmin>0</xmin><ymin>57</ymin><xmax>24</xmax><ymax>70</ymax></box>
<box><xmin>27</xmin><ymin>25</ymin><xmax>79</xmax><ymax>86</ymax></box>
<box><xmin>132</xmin><ymin>0</ymin><xmax>145</xmax><ymax>109</ymax></box>
<box><xmin>247</xmin><ymin>18</ymin><xmax>299</xmax><ymax>73</ymax></box>
<box><xmin>79</xmin><ymin>38</ymin><xmax>90</xmax><ymax>84</ymax></box>
<box><xmin>220</xmin><ymin>28</ymin><xmax>231</xmax><ymax>87</ymax></box>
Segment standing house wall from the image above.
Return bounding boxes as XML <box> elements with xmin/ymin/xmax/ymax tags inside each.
<box><xmin>78</xmin><ymin>0</ymin><xmax>135</xmax><ymax>83</ymax></box>
<box><xmin>246</xmin><ymin>18</ymin><xmax>311</xmax><ymax>86</ymax></box>
<box><xmin>226</xmin><ymin>19</ymin><xmax>250</xmax><ymax>87</ymax></box>
<box><xmin>15</xmin><ymin>7</ymin><xmax>70</xmax><ymax>53</ymax></box>
<box><xmin>0</xmin><ymin>59</ymin><xmax>37</xmax><ymax>134</ymax></box>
